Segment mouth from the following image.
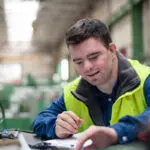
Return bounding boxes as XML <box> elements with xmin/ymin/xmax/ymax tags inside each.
<box><xmin>88</xmin><ymin>71</ymin><xmax>99</xmax><ymax>77</ymax></box>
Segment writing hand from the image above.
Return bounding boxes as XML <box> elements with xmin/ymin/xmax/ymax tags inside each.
<box><xmin>56</xmin><ymin>111</ymin><xmax>83</xmax><ymax>138</ymax></box>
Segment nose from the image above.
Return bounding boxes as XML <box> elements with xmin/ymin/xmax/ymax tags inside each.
<box><xmin>84</xmin><ymin>60</ymin><xmax>93</xmax><ymax>72</ymax></box>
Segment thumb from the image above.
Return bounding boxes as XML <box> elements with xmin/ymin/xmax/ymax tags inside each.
<box><xmin>79</xmin><ymin>119</ymin><xmax>84</xmax><ymax>125</ymax></box>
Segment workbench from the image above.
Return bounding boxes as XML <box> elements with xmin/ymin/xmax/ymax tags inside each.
<box><xmin>0</xmin><ymin>132</ymin><xmax>148</xmax><ymax>150</ymax></box>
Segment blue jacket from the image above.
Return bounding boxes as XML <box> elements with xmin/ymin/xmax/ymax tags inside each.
<box><xmin>33</xmin><ymin>75</ymin><xmax>150</xmax><ymax>144</ymax></box>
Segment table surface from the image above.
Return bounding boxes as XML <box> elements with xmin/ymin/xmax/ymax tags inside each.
<box><xmin>0</xmin><ymin>132</ymin><xmax>148</xmax><ymax>150</ymax></box>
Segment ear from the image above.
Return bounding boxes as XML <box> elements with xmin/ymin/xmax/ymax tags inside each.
<box><xmin>109</xmin><ymin>43</ymin><xmax>117</xmax><ymax>53</ymax></box>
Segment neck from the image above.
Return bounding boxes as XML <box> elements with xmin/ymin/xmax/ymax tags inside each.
<box><xmin>97</xmin><ymin>56</ymin><xmax>118</xmax><ymax>94</ymax></box>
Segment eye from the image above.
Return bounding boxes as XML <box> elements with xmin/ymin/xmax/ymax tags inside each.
<box><xmin>75</xmin><ymin>61</ymin><xmax>83</xmax><ymax>65</ymax></box>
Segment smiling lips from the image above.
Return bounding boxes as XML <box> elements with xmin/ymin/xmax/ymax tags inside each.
<box><xmin>88</xmin><ymin>71</ymin><xmax>99</xmax><ymax>77</ymax></box>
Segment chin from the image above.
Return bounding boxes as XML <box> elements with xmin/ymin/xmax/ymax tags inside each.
<box><xmin>84</xmin><ymin>77</ymin><xmax>101</xmax><ymax>85</ymax></box>
<box><xmin>91</xmin><ymin>80</ymin><xmax>105</xmax><ymax>87</ymax></box>
<box><xmin>84</xmin><ymin>79</ymin><xmax>95</xmax><ymax>85</ymax></box>
<box><xmin>89</xmin><ymin>80</ymin><xmax>100</xmax><ymax>86</ymax></box>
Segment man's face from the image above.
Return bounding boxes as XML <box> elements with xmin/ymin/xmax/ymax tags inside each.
<box><xmin>69</xmin><ymin>37</ymin><xmax>116</xmax><ymax>87</ymax></box>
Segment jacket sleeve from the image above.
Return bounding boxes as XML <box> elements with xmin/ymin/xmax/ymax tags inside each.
<box><xmin>110</xmin><ymin>75</ymin><xmax>150</xmax><ymax>144</ymax></box>
<box><xmin>32</xmin><ymin>93</ymin><xmax>66</xmax><ymax>139</ymax></box>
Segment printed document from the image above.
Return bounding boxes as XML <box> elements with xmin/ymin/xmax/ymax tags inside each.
<box><xmin>44</xmin><ymin>133</ymin><xmax>92</xmax><ymax>149</ymax></box>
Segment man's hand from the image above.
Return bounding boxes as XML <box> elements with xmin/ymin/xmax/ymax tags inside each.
<box><xmin>75</xmin><ymin>125</ymin><xmax>118</xmax><ymax>150</ymax></box>
<box><xmin>56</xmin><ymin>111</ymin><xmax>83</xmax><ymax>138</ymax></box>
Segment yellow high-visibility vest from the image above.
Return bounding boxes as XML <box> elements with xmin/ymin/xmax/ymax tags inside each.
<box><xmin>64</xmin><ymin>59</ymin><xmax>150</xmax><ymax>132</ymax></box>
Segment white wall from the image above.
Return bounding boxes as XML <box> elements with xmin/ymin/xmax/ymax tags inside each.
<box><xmin>91</xmin><ymin>0</ymin><xmax>132</xmax><ymax>57</ymax></box>
<box><xmin>92</xmin><ymin>0</ymin><xmax>110</xmax><ymax>22</ymax></box>
<box><xmin>109</xmin><ymin>0</ymin><xmax>128</xmax><ymax>14</ymax></box>
<box><xmin>111</xmin><ymin>14</ymin><xmax>132</xmax><ymax>57</ymax></box>
<box><xmin>143</xmin><ymin>0</ymin><xmax>150</xmax><ymax>61</ymax></box>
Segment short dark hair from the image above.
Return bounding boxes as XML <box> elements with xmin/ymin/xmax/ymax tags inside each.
<box><xmin>65</xmin><ymin>18</ymin><xmax>112</xmax><ymax>48</ymax></box>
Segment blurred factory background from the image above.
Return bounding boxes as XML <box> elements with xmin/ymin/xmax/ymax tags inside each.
<box><xmin>0</xmin><ymin>0</ymin><xmax>150</xmax><ymax>131</ymax></box>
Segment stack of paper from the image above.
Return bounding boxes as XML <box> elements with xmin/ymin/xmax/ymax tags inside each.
<box><xmin>44</xmin><ymin>133</ymin><xmax>92</xmax><ymax>149</ymax></box>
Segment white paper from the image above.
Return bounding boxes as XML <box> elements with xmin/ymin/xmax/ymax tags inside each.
<box><xmin>44</xmin><ymin>133</ymin><xmax>92</xmax><ymax>149</ymax></box>
<box><xmin>18</xmin><ymin>133</ymin><xmax>31</xmax><ymax>150</ymax></box>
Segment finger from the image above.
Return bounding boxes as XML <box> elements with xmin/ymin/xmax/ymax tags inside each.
<box><xmin>78</xmin><ymin>119</ymin><xmax>84</xmax><ymax>126</ymax></box>
<box><xmin>75</xmin><ymin>133</ymin><xmax>90</xmax><ymax>150</ymax></box>
<box><xmin>65</xmin><ymin>111</ymin><xmax>81</xmax><ymax>124</ymax></box>
<box><xmin>83</xmin><ymin>144</ymin><xmax>96</xmax><ymax>150</ymax></box>
<box><xmin>56</xmin><ymin>124</ymin><xmax>73</xmax><ymax>138</ymax></box>
<box><xmin>56</xmin><ymin>118</ymin><xmax>77</xmax><ymax>134</ymax></box>
<box><xmin>58</xmin><ymin>112</ymin><xmax>79</xmax><ymax>129</ymax></box>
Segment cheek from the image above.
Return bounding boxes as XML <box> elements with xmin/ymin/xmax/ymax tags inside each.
<box><xmin>97</xmin><ymin>56</ymin><xmax>111</xmax><ymax>69</ymax></box>
<box><xmin>96</xmin><ymin>61</ymin><xmax>106</xmax><ymax>69</ymax></box>
<box><xmin>75</xmin><ymin>66</ymin><xmax>84</xmax><ymax>74</ymax></box>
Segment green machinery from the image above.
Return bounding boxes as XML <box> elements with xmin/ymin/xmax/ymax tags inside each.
<box><xmin>0</xmin><ymin>84</ymin><xmax>32</xmax><ymax>131</ymax></box>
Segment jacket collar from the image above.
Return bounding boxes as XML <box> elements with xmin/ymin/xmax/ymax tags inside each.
<box><xmin>116</xmin><ymin>52</ymin><xmax>140</xmax><ymax>98</ymax></box>
<box><xmin>71</xmin><ymin>78</ymin><xmax>104</xmax><ymax>125</ymax></box>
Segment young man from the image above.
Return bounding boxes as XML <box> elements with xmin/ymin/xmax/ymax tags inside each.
<box><xmin>33</xmin><ymin>19</ymin><xmax>150</xmax><ymax>149</ymax></box>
